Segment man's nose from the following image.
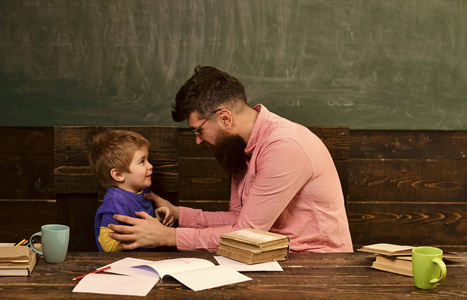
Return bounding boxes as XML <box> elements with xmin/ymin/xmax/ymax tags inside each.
<box><xmin>195</xmin><ymin>135</ymin><xmax>204</xmax><ymax>145</ymax></box>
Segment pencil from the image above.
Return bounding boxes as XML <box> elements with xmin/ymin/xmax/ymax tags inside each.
<box><xmin>72</xmin><ymin>266</ymin><xmax>111</xmax><ymax>281</ymax></box>
<box><xmin>14</xmin><ymin>239</ymin><xmax>27</xmax><ymax>246</ymax></box>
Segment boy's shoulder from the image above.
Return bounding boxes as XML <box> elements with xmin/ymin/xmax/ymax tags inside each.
<box><xmin>103</xmin><ymin>187</ymin><xmax>125</xmax><ymax>199</ymax></box>
<box><xmin>96</xmin><ymin>189</ymin><xmax>133</xmax><ymax>217</ymax></box>
<box><xmin>100</xmin><ymin>188</ymin><xmax>130</xmax><ymax>209</ymax></box>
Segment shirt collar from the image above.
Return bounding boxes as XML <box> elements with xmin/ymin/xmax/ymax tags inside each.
<box><xmin>244</xmin><ymin>104</ymin><xmax>269</xmax><ymax>156</ymax></box>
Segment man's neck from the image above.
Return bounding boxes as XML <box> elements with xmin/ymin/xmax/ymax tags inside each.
<box><xmin>236</xmin><ymin>106</ymin><xmax>259</xmax><ymax>143</ymax></box>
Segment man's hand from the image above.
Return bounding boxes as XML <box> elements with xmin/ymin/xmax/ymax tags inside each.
<box><xmin>145</xmin><ymin>192</ymin><xmax>180</xmax><ymax>220</ymax></box>
<box><xmin>108</xmin><ymin>211</ymin><xmax>176</xmax><ymax>250</ymax></box>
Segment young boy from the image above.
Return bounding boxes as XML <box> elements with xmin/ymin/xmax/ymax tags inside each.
<box><xmin>88</xmin><ymin>129</ymin><xmax>173</xmax><ymax>252</ymax></box>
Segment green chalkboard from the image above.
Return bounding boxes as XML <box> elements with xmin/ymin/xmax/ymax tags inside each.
<box><xmin>1</xmin><ymin>0</ymin><xmax>466</xmax><ymax>129</ymax></box>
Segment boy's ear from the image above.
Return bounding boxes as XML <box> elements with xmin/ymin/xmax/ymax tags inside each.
<box><xmin>110</xmin><ymin>168</ymin><xmax>124</xmax><ymax>182</ymax></box>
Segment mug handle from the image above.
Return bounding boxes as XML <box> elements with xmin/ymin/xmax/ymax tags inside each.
<box><xmin>29</xmin><ymin>232</ymin><xmax>43</xmax><ymax>256</ymax></box>
<box><xmin>429</xmin><ymin>258</ymin><xmax>447</xmax><ymax>284</ymax></box>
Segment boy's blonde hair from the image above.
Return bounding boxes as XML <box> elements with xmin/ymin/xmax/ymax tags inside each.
<box><xmin>88</xmin><ymin>129</ymin><xmax>150</xmax><ymax>189</ymax></box>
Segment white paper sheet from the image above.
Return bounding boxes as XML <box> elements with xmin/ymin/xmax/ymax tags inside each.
<box><xmin>72</xmin><ymin>273</ymin><xmax>159</xmax><ymax>297</ymax></box>
<box><xmin>169</xmin><ymin>265</ymin><xmax>252</xmax><ymax>291</ymax></box>
<box><xmin>214</xmin><ymin>256</ymin><xmax>283</xmax><ymax>272</ymax></box>
<box><xmin>76</xmin><ymin>257</ymin><xmax>252</xmax><ymax>293</ymax></box>
<box><xmin>132</xmin><ymin>258</ymin><xmax>251</xmax><ymax>291</ymax></box>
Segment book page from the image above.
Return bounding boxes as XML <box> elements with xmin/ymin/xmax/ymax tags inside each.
<box><xmin>73</xmin><ymin>273</ymin><xmax>159</xmax><ymax>296</ymax></box>
<box><xmin>358</xmin><ymin>243</ymin><xmax>413</xmax><ymax>255</ymax></box>
<box><xmin>214</xmin><ymin>256</ymin><xmax>283</xmax><ymax>272</ymax></box>
<box><xmin>138</xmin><ymin>258</ymin><xmax>215</xmax><ymax>278</ymax></box>
<box><xmin>168</xmin><ymin>265</ymin><xmax>251</xmax><ymax>291</ymax></box>
<box><xmin>135</xmin><ymin>258</ymin><xmax>251</xmax><ymax>291</ymax></box>
<box><xmin>0</xmin><ymin>268</ymin><xmax>29</xmax><ymax>276</ymax></box>
<box><xmin>223</xmin><ymin>228</ymin><xmax>285</xmax><ymax>244</ymax></box>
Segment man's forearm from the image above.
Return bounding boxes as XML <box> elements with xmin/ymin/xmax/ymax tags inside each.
<box><xmin>162</xmin><ymin>226</ymin><xmax>177</xmax><ymax>247</ymax></box>
<box><xmin>173</xmin><ymin>206</ymin><xmax>180</xmax><ymax>220</ymax></box>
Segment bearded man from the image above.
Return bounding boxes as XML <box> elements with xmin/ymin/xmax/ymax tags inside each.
<box><xmin>109</xmin><ymin>66</ymin><xmax>353</xmax><ymax>253</ymax></box>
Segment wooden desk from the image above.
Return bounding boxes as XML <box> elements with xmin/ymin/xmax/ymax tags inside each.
<box><xmin>0</xmin><ymin>252</ymin><xmax>465</xmax><ymax>299</ymax></box>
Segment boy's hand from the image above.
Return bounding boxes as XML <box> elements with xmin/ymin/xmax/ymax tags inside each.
<box><xmin>155</xmin><ymin>206</ymin><xmax>175</xmax><ymax>227</ymax></box>
<box><xmin>145</xmin><ymin>191</ymin><xmax>180</xmax><ymax>220</ymax></box>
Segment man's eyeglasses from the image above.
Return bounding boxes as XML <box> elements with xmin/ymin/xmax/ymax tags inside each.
<box><xmin>191</xmin><ymin>109</ymin><xmax>222</xmax><ymax>136</ymax></box>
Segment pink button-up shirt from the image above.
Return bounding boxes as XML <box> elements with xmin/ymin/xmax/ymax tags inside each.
<box><xmin>176</xmin><ymin>105</ymin><xmax>353</xmax><ymax>253</ymax></box>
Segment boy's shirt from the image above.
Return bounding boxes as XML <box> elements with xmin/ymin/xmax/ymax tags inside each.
<box><xmin>94</xmin><ymin>187</ymin><xmax>155</xmax><ymax>252</ymax></box>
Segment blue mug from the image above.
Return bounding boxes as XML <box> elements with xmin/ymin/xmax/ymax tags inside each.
<box><xmin>30</xmin><ymin>224</ymin><xmax>69</xmax><ymax>263</ymax></box>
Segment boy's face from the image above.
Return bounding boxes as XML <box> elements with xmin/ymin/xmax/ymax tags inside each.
<box><xmin>119</xmin><ymin>146</ymin><xmax>153</xmax><ymax>193</ymax></box>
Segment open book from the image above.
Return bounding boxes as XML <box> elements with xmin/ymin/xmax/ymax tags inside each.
<box><xmin>73</xmin><ymin>257</ymin><xmax>251</xmax><ymax>295</ymax></box>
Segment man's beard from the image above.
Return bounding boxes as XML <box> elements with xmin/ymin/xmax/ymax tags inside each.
<box><xmin>210</xmin><ymin>131</ymin><xmax>248</xmax><ymax>179</ymax></box>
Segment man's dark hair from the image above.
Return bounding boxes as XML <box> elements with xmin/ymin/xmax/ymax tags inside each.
<box><xmin>172</xmin><ymin>66</ymin><xmax>247</xmax><ymax>122</ymax></box>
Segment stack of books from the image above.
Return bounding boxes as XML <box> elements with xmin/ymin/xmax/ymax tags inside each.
<box><xmin>358</xmin><ymin>243</ymin><xmax>462</xmax><ymax>277</ymax></box>
<box><xmin>0</xmin><ymin>243</ymin><xmax>38</xmax><ymax>277</ymax></box>
<box><xmin>217</xmin><ymin>228</ymin><xmax>289</xmax><ymax>265</ymax></box>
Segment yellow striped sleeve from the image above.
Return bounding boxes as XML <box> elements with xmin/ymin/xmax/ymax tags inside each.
<box><xmin>98</xmin><ymin>227</ymin><xmax>124</xmax><ymax>252</ymax></box>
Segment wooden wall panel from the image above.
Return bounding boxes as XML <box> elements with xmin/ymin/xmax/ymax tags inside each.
<box><xmin>349</xmin><ymin>159</ymin><xmax>466</xmax><ymax>202</ymax></box>
<box><xmin>0</xmin><ymin>127</ymin><xmax>54</xmax><ymax>199</ymax></box>
<box><xmin>0</xmin><ymin>127</ymin><xmax>52</xmax><ymax>156</ymax></box>
<box><xmin>178</xmin><ymin>175</ymin><xmax>231</xmax><ymax>201</ymax></box>
<box><xmin>348</xmin><ymin>130</ymin><xmax>467</xmax><ymax>251</ymax></box>
<box><xmin>3</xmin><ymin>127</ymin><xmax>466</xmax><ymax>252</ymax></box>
<box><xmin>0</xmin><ymin>128</ymin><xmax>54</xmax><ymax>244</ymax></box>
<box><xmin>56</xmin><ymin>193</ymin><xmax>98</xmax><ymax>251</ymax></box>
<box><xmin>0</xmin><ymin>200</ymin><xmax>57</xmax><ymax>243</ymax></box>
<box><xmin>1</xmin><ymin>156</ymin><xmax>54</xmax><ymax>199</ymax></box>
<box><xmin>347</xmin><ymin>202</ymin><xmax>467</xmax><ymax>252</ymax></box>
<box><xmin>54</xmin><ymin>126</ymin><xmax>179</xmax><ymax>162</ymax></box>
<box><xmin>350</xmin><ymin>130</ymin><xmax>467</xmax><ymax>159</ymax></box>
